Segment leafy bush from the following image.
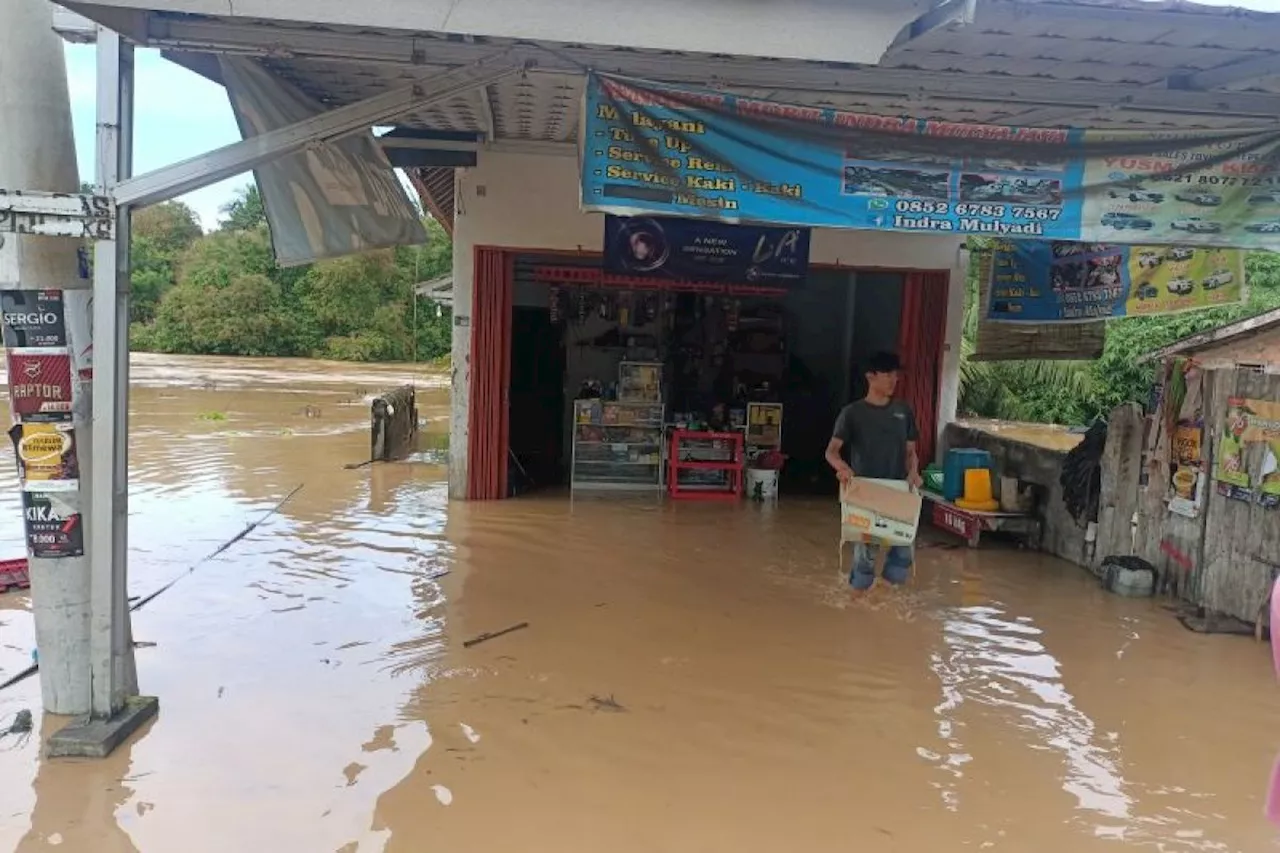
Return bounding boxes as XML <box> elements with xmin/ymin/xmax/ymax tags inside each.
<box><xmin>129</xmin><ymin>184</ymin><xmax>453</xmax><ymax>363</ymax></box>
<box><xmin>961</xmin><ymin>244</ymin><xmax>1280</xmax><ymax>425</ymax></box>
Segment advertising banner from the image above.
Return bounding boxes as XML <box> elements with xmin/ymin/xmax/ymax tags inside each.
<box><xmin>985</xmin><ymin>241</ymin><xmax>1246</xmax><ymax>323</ymax></box>
<box><xmin>22</xmin><ymin>490</ymin><xmax>84</xmax><ymax>559</ymax></box>
<box><xmin>1215</xmin><ymin>397</ymin><xmax>1280</xmax><ymax>508</ymax></box>
<box><xmin>220</xmin><ymin>56</ymin><xmax>427</xmax><ymax>267</ymax></box>
<box><xmin>1</xmin><ymin>289</ymin><xmax>67</xmax><ymax>348</ymax></box>
<box><xmin>6</xmin><ymin>350</ymin><xmax>73</xmax><ymax>422</ymax></box>
<box><xmin>9</xmin><ymin>423</ymin><xmax>79</xmax><ymax>490</ymax></box>
<box><xmin>603</xmin><ymin>215</ymin><xmax>809</xmax><ymax>286</ymax></box>
<box><xmin>972</xmin><ymin>252</ymin><xmax>1105</xmax><ymax>361</ymax></box>
<box><xmin>582</xmin><ymin>75</ymin><xmax>1280</xmax><ymax>249</ymax></box>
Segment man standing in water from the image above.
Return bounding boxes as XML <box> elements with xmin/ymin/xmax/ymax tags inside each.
<box><xmin>825</xmin><ymin>351</ymin><xmax>922</xmax><ymax>590</ymax></box>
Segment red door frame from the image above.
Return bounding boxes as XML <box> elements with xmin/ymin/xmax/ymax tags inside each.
<box><xmin>466</xmin><ymin>246</ymin><xmax>950</xmax><ymax>499</ymax></box>
<box><xmin>467</xmin><ymin>247</ymin><xmax>514</xmax><ymax>500</ymax></box>
<box><xmin>896</xmin><ymin>270</ymin><xmax>950</xmax><ymax>466</ymax></box>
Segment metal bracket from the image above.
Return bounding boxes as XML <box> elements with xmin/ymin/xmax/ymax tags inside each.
<box><xmin>113</xmin><ymin>51</ymin><xmax>525</xmax><ymax>209</ymax></box>
<box><xmin>0</xmin><ymin>190</ymin><xmax>114</xmax><ymax>239</ymax></box>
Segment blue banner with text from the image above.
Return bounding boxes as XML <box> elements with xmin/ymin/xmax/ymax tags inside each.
<box><xmin>580</xmin><ymin>75</ymin><xmax>1280</xmax><ymax>250</ymax></box>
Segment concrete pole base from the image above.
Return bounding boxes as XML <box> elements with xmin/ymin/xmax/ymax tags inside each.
<box><xmin>45</xmin><ymin>696</ymin><xmax>159</xmax><ymax>759</ymax></box>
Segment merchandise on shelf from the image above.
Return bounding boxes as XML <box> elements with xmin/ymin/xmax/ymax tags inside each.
<box><xmin>571</xmin><ymin>399</ymin><xmax>665</xmax><ymax>492</ymax></box>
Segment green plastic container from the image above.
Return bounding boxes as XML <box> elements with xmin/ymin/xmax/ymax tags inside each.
<box><xmin>924</xmin><ymin>465</ymin><xmax>944</xmax><ymax>493</ymax></box>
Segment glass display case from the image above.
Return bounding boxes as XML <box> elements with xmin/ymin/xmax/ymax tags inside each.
<box><xmin>571</xmin><ymin>399</ymin><xmax>665</xmax><ymax>492</ymax></box>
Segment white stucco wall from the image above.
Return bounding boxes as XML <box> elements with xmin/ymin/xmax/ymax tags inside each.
<box><xmin>450</xmin><ymin>148</ymin><xmax>965</xmax><ymax>497</ymax></box>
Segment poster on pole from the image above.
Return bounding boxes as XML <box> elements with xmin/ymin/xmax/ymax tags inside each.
<box><xmin>9</xmin><ymin>423</ymin><xmax>79</xmax><ymax>490</ymax></box>
<box><xmin>984</xmin><ymin>241</ymin><xmax>1246</xmax><ymax>323</ymax></box>
<box><xmin>1215</xmin><ymin>397</ymin><xmax>1280</xmax><ymax>508</ymax></box>
<box><xmin>22</xmin><ymin>489</ymin><xmax>84</xmax><ymax>558</ymax></box>
<box><xmin>1</xmin><ymin>289</ymin><xmax>67</xmax><ymax>348</ymax></box>
<box><xmin>603</xmin><ymin>215</ymin><xmax>809</xmax><ymax>286</ymax></box>
<box><xmin>581</xmin><ymin>75</ymin><xmax>1280</xmax><ymax>249</ymax></box>
<box><xmin>5</xmin><ymin>349</ymin><xmax>73</xmax><ymax>423</ymax></box>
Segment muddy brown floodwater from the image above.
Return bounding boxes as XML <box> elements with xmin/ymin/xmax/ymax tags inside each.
<box><xmin>0</xmin><ymin>353</ymin><xmax>1278</xmax><ymax>852</ymax></box>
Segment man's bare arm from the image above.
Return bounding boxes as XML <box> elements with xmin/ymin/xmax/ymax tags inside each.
<box><xmin>906</xmin><ymin>440</ymin><xmax>922</xmax><ymax>487</ymax></box>
<box><xmin>826</xmin><ymin>437</ymin><xmax>854</xmax><ymax>481</ymax></box>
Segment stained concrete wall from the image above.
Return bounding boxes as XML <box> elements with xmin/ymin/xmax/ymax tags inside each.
<box><xmin>450</xmin><ymin>148</ymin><xmax>967</xmax><ymax>498</ymax></box>
<box><xmin>941</xmin><ymin>423</ymin><xmax>1089</xmax><ymax>567</ymax></box>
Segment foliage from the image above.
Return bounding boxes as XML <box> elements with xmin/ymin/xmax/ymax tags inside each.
<box><xmin>129</xmin><ymin>183</ymin><xmax>453</xmax><ymax>363</ymax></box>
<box><xmin>219</xmin><ymin>184</ymin><xmax>267</xmax><ymax>232</ymax></box>
<box><xmin>960</xmin><ymin>243</ymin><xmax>1280</xmax><ymax>425</ymax></box>
<box><xmin>129</xmin><ymin>201</ymin><xmax>203</xmax><ymax>323</ymax></box>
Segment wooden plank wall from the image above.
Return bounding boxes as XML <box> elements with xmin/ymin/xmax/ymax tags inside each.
<box><xmin>1198</xmin><ymin>368</ymin><xmax>1280</xmax><ymax>623</ymax></box>
<box><xmin>1133</xmin><ymin>368</ymin><xmax>1210</xmax><ymax>600</ymax></box>
<box><xmin>1092</xmin><ymin>403</ymin><xmax>1144</xmax><ymax>573</ymax></box>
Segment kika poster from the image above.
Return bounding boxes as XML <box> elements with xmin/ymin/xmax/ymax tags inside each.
<box><xmin>985</xmin><ymin>241</ymin><xmax>1246</xmax><ymax>323</ymax></box>
<box><xmin>582</xmin><ymin>74</ymin><xmax>1280</xmax><ymax>249</ymax></box>
<box><xmin>1215</xmin><ymin>397</ymin><xmax>1280</xmax><ymax>508</ymax></box>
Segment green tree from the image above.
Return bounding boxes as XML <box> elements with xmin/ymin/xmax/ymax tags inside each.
<box><xmin>960</xmin><ymin>245</ymin><xmax>1280</xmax><ymax>425</ymax></box>
<box><xmin>129</xmin><ymin>201</ymin><xmax>203</xmax><ymax>323</ymax></box>
<box><xmin>178</xmin><ymin>226</ymin><xmax>277</xmax><ymax>290</ymax></box>
<box><xmin>130</xmin><ymin>204</ymin><xmax>454</xmax><ymax>363</ymax></box>
<box><xmin>146</xmin><ymin>273</ymin><xmax>302</xmax><ymax>357</ymax></box>
<box><xmin>219</xmin><ymin>184</ymin><xmax>267</xmax><ymax>231</ymax></box>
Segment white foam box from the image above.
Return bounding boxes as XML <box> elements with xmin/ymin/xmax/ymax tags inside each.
<box><xmin>839</xmin><ymin>477</ymin><xmax>922</xmax><ymax>547</ymax></box>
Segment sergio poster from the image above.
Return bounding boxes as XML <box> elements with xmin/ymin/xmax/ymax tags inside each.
<box><xmin>1215</xmin><ymin>397</ymin><xmax>1280</xmax><ymax>508</ymax></box>
<box><xmin>582</xmin><ymin>74</ymin><xmax>1280</xmax><ymax>249</ymax></box>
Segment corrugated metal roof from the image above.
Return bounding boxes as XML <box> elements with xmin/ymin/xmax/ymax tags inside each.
<box><xmin>1143</xmin><ymin>307</ymin><xmax>1280</xmax><ymax>362</ymax></box>
<box><xmin>72</xmin><ymin>0</ymin><xmax>1280</xmax><ymax>141</ymax></box>
<box><xmin>885</xmin><ymin>0</ymin><xmax>1280</xmax><ymax>98</ymax></box>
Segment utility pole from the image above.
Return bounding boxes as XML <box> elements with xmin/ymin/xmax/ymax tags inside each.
<box><xmin>0</xmin><ymin>0</ymin><xmax>93</xmax><ymax>715</ymax></box>
<box><xmin>0</xmin><ymin>0</ymin><xmax>154</xmax><ymax>755</ymax></box>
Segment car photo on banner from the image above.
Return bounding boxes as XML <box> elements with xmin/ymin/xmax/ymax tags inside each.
<box><xmin>985</xmin><ymin>241</ymin><xmax>1247</xmax><ymax>323</ymax></box>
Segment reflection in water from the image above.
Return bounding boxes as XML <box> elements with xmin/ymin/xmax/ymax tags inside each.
<box><xmin>0</xmin><ymin>354</ymin><xmax>1276</xmax><ymax>852</ymax></box>
<box><xmin>17</xmin><ymin>715</ymin><xmax>144</xmax><ymax>853</ymax></box>
<box><xmin>929</xmin><ymin>604</ymin><xmax>1131</xmax><ymax>821</ymax></box>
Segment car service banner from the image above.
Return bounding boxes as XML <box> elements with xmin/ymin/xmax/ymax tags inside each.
<box><xmin>972</xmin><ymin>251</ymin><xmax>1105</xmax><ymax>361</ymax></box>
<box><xmin>985</xmin><ymin>240</ymin><xmax>1246</xmax><ymax>323</ymax></box>
<box><xmin>603</xmin><ymin>215</ymin><xmax>809</xmax><ymax>286</ymax></box>
<box><xmin>581</xmin><ymin>75</ymin><xmax>1280</xmax><ymax>249</ymax></box>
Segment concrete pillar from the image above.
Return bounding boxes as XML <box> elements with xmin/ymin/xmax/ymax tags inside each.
<box><xmin>936</xmin><ymin>245</ymin><xmax>968</xmax><ymax>461</ymax></box>
<box><xmin>0</xmin><ymin>0</ymin><xmax>93</xmax><ymax>714</ymax></box>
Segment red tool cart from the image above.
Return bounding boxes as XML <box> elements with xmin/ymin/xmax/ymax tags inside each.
<box><xmin>0</xmin><ymin>558</ymin><xmax>30</xmax><ymax>593</ymax></box>
<box><xmin>667</xmin><ymin>430</ymin><xmax>744</xmax><ymax>501</ymax></box>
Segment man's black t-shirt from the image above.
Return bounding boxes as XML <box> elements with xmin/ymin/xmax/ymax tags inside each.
<box><xmin>832</xmin><ymin>399</ymin><xmax>919</xmax><ymax>480</ymax></box>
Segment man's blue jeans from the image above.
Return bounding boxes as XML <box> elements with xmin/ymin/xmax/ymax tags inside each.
<box><xmin>849</xmin><ymin>542</ymin><xmax>913</xmax><ymax>590</ymax></box>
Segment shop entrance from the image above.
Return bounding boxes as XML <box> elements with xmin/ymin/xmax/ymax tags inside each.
<box><xmin>477</xmin><ymin>248</ymin><xmax>947</xmax><ymax>499</ymax></box>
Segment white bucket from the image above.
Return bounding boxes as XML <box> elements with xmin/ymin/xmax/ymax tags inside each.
<box><xmin>746</xmin><ymin>468</ymin><xmax>780</xmax><ymax>501</ymax></box>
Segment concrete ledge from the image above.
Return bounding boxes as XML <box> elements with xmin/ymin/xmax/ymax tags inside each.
<box><xmin>46</xmin><ymin>695</ymin><xmax>159</xmax><ymax>759</ymax></box>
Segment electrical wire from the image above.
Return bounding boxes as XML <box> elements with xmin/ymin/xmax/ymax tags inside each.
<box><xmin>0</xmin><ymin>484</ymin><xmax>304</xmax><ymax>695</ymax></box>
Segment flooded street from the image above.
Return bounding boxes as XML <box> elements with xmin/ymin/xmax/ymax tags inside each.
<box><xmin>0</xmin><ymin>353</ymin><xmax>1277</xmax><ymax>851</ymax></box>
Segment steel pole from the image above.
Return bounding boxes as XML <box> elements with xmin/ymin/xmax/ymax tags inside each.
<box><xmin>89</xmin><ymin>27</ymin><xmax>138</xmax><ymax>717</ymax></box>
